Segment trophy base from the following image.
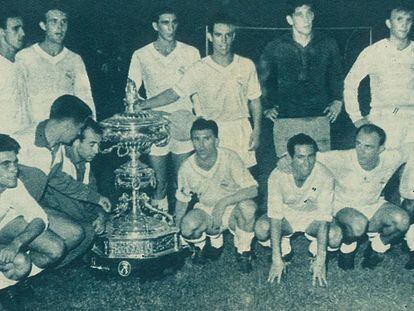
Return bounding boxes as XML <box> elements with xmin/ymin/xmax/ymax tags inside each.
<box><xmin>89</xmin><ymin>214</ymin><xmax>182</xmax><ymax>277</ymax></box>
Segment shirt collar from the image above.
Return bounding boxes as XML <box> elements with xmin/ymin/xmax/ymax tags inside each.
<box><xmin>34</xmin><ymin>120</ymin><xmax>52</xmax><ymax>150</ymax></box>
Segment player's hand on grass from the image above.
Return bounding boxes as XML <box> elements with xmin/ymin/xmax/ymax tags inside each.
<box><xmin>0</xmin><ymin>242</ymin><xmax>20</xmax><ymax>264</ymax></box>
<box><xmin>267</xmin><ymin>258</ymin><xmax>286</xmax><ymax>284</ymax></box>
<box><xmin>211</xmin><ymin>202</ymin><xmax>227</xmax><ymax>231</ymax></box>
<box><xmin>354</xmin><ymin>116</ymin><xmax>370</xmax><ymax>128</ymax></box>
<box><xmin>98</xmin><ymin>196</ymin><xmax>112</xmax><ymax>213</ymax></box>
<box><xmin>248</xmin><ymin>130</ymin><xmax>260</xmax><ymax>151</ymax></box>
<box><xmin>310</xmin><ymin>258</ymin><xmax>327</xmax><ymax>287</ymax></box>
<box><xmin>264</xmin><ymin>108</ymin><xmax>279</xmax><ymax>122</ymax></box>
<box><xmin>324</xmin><ymin>100</ymin><xmax>343</xmax><ymax>123</ymax></box>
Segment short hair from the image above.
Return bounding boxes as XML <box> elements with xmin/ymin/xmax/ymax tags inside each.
<box><xmin>40</xmin><ymin>1</ymin><xmax>69</xmax><ymax>22</ymax></box>
<box><xmin>208</xmin><ymin>13</ymin><xmax>237</xmax><ymax>34</ymax></box>
<box><xmin>0</xmin><ymin>134</ymin><xmax>20</xmax><ymax>153</ymax></box>
<box><xmin>190</xmin><ymin>118</ymin><xmax>219</xmax><ymax>138</ymax></box>
<box><xmin>152</xmin><ymin>6</ymin><xmax>177</xmax><ymax>23</ymax></box>
<box><xmin>388</xmin><ymin>1</ymin><xmax>414</xmax><ymax>19</ymax></box>
<box><xmin>287</xmin><ymin>133</ymin><xmax>319</xmax><ymax>157</ymax></box>
<box><xmin>0</xmin><ymin>4</ymin><xmax>22</xmax><ymax>29</ymax></box>
<box><xmin>355</xmin><ymin>124</ymin><xmax>387</xmax><ymax>146</ymax></box>
<box><xmin>285</xmin><ymin>0</ymin><xmax>315</xmax><ymax>16</ymax></box>
<box><xmin>49</xmin><ymin>95</ymin><xmax>92</xmax><ymax>124</ymax></box>
<box><xmin>79</xmin><ymin>118</ymin><xmax>103</xmax><ymax>141</ymax></box>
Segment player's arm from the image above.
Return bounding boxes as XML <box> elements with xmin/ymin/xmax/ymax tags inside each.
<box><xmin>323</xmin><ymin>40</ymin><xmax>343</xmax><ymax>123</ymax></box>
<box><xmin>310</xmin><ymin>220</ymin><xmax>328</xmax><ymax>287</ymax></box>
<box><xmin>344</xmin><ymin>48</ymin><xmax>372</xmax><ymax>126</ymax></box>
<box><xmin>74</xmin><ymin>57</ymin><xmax>96</xmax><ymax>119</ymax></box>
<box><xmin>248</xmin><ymin>97</ymin><xmax>262</xmax><ymax>151</ymax></box>
<box><xmin>266</xmin><ymin>170</ymin><xmax>286</xmax><ymax>284</ymax></box>
<box><xmin>258</xmin><ymin>46</ymin><xmax>278</xmax><ymax>122</ymax></box>
<box><xmin>136</xmin><ymin>88</ymin><xmax>180</xmax><ymax>110</ymax></box>
<box><xmin>0</xmin><ymin>217</ymin><xmax>45</xmax><ymax>264</ymax></box>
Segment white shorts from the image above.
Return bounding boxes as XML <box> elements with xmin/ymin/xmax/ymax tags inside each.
<box><xmin>369</xmin><ymin>109</ymin><xmax>414</xmax><ymax>149</ymax></box>
<box><xmin>217</xmin><ymin>118</ymin><xmax>256</xmax><ymax>168</ymax></box>
<box><xmin>334</xmin><ymin>198</ymin><xmax>387</xmax><ymax>221</ymax></box>
<box><xmin>150</xmin><ymin>137</ymin><xmax>193</xmax><ymax>156</ymax></box>
<box><xmin>283</xmin><ymin>210</ymin><xmax>331</xmax><ymax>233</ymax></box>
<box><xmin>194</xmin><ymin>202</ymin><xmax>235</xmax><ymax>233</ymax></box>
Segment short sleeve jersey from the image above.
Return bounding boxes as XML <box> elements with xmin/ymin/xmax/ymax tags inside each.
<box><xmin>267</xmin><ymin>162</ymin><xmax>333</xmax><ymax>222</ymax></box>
<box><xmin>173</xmin><ymin>55</ymin><xmax>262</xmax><ymax>122</ymax></box>
<box><xmin>317</xmin><ymin>149</ymin><xmax>406</xmax><ymax>208</ymax></box>
<box><xmin>127</xmin><ymin>41</ymin><xmax>200</xmax><ymax>113</ymax></box>
<box><xmin>0</xmin><ymin>180</ymin><xmax>48</xmax><ymax>226</ymax></box>
<box><xmin>176</xmin><ymin>148</ymin><xmax>257</xmax><ymax>207</ymax></box>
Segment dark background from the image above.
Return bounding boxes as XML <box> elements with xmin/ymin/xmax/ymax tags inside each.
<box><xmin>6</xmin><ymin>0</ymin><xmax>413</xmax><ymax>121</ymax></box>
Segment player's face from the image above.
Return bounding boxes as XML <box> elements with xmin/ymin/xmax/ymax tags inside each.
<box><xmin>191</xmin><ymin>129</ymin><xmax>218</xmax><ymax>160</ymax></box>
<box><xmin>153</xmin><ymin>13</ymin><xmax>178</xmax><ymax>42</ymax></box>
<box><xmin>387</xmin><ymin>9</ymin><xmax>413</xmax><ymax>41</ymax></box>
<box><xmin>287</xmin><ymin>5</ymin><xmax>314</xmax><ymax>36</ymax></box>
<box><xmin>291</xmin><ymin>144</ymin><xmax>316</xmax><ymax>179</ymax></box>
<box><xmin>1</xmin><ymin>17</ymin><xmax>25</xmax><ymax>51</ymax></box>
<box><xmin>0</xmin><ymin>151</ymin><xmax>19</xmax><ymax>190</ymax></box>
<box><xmin>60</xmin><ymin>120</ymin><xmax>84</xmax><ymax>145</ymax></box>
<box><xmin>355</xmin><ymin>131</ymin><xmax>384</xmax><ymax>167</ymax></box>
<box><xmin>209</xmin><ymin>23</ymin><xmax>235</xmax><ymax>56</ymax></box>
<box><xmin>74</xmin><ymin>128</ymin><xmax>102</xmax><ymax>162</ymax></box>
<box><xmin>41</xmin><ymin>10</ymin><xmax>68</xmax><ymax>44</ymax></box>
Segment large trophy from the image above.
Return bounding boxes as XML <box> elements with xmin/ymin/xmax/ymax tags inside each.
<box><xmin>90</xmin><ymin>80</ymin><xmax>181</xmax><ymax>277</ymax></box>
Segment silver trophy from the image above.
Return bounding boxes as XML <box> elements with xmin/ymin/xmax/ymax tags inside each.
<box><xmin>90</xmin><ymin>79</ymin><xmax>181</xmax><ymax>277</ymax></box>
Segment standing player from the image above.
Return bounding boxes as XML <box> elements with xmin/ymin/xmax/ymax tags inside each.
<box><xmin>278</xmin><ymin>124</ymin><xmax>412</xmax><ymax>270</ymax></box>
<box><xmin>0</xmin><ymin>6</ymin><xmax>31</xmax><ymax>134</ymax></box>
<box><xmin>255</xmin><ymin>134</ymin><xmax>340</xmax><ymax>286</ymax></box>
<box><xmin>176</xmin><ymin>119</ymin><xmax>257</xmax><ymax>273</ymax></box>
<box><xmin>134</xmin><ymin>13</ymin><xmax>262</xmax><ymax>170</ymax></box>
<box><xmin>126</xmin><ymin>7</ymin><xmax>200</xmax><ymax>212</ymax></box>
<box><xmin>16</xmin><ymin>4</ymin><xmax>96</xmax><ymax>124</ymax></box>
<box><xmin>259</xmin><ymin>0</ymin><xmax>343</xmax><ymax>157</ymax></box>
<box><xmin>344</xmin><ymin>4</ymin><xmax>414</xmax><ymax>149</ymax></box>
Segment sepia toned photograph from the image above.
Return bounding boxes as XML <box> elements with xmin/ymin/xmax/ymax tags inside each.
<box><xmin>0</xmin><ymin>0</ymin><xmax>414</xmax><ymax>310</ymax></box>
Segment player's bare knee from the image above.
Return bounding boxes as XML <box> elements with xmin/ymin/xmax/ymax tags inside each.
<box><xmin>180</xmin><ymin>214</ymin><xmax>201</xmax><ymax>238</ymax></box>
<box><xmin>13</xmin><ymin>253</ymin><xmax>31</xmax><ymax>279</ymax></box>
<box><xmin>48</xmin><ymin>237</ymin><xmax>66</xmax><ymax>263</ymax></box>
<box><xmin>392</xmin><ymin>208</ymin><xmax>410</xmax><ymax>232</ymax></box>
<box><xmin>254</xmin><ymin>215</ymin><xmax>270</xmax><ymax>241</ymax></box>
<box><xmin>238</xmin><ymin>200</ymin><xmax>256</xmax><ymax>222</ymax></box>
<box><xmin>350</xmin><ymin>216</ymin><xmax>368</xmax><ymax>238</ymax></box>
<box><xmin>328</xmin><ymin>223</ymin><xmax>343</xmax><ymax>248</ymax></box>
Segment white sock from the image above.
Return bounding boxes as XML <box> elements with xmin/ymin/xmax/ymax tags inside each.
<box><xmin>340</xmin><ymin>241</ymin><xmax>357</xmax><ymax>254</ymax></box>
<box><xmin>208</xmin><ymin>234</ymin><xmax>224</xmax><ymax>249</ymax></box>
<box><xmin>235</xmin><ymin>226</ymin><xmax>254</xmax><ymax>254</ymax></box>
<box><xmin>327</xmin><ymin>246</ymin><xmax>339</xmax><ymax>252</ymax></box>
<box><xmin>28</xmin><ymin>264</ymin><xmax>43</xmax><ymax>277</ymax></box>
<box><xmin>368</xmin><ymin>232</ymin><xmax>390</xmax><ymax>254</ymax></box>
<box><xmin>185</xmin><ymin>232</ymin><xmax>206</xmax><ymax>250</ymax></box>
<box><xmin>405</xmin><ymin>224</ymin><xmax>414</xmax><ymax>251</ymax></box>
<box><xmin>0</xmin><ymin>274</ymin><xmax>17</xmax><ymax>290</ymax></box>
<box><xmin>281</xmin><ymin>236</ymin><xmax>292</xmax><ymax>257</ymax></box>
<box><xmin>258</xmin><ymin>239</ymin><xmax>271</xmax><ymax>248</ymax></box>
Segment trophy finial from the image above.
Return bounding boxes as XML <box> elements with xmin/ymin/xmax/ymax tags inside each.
<box><xmin>124</xmin><ymin>78</ymin><xmax>138</xmax><ymax>113</ymax></box>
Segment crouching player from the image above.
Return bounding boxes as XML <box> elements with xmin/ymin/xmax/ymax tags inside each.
<box><xmin>176</xmin><ymin>119</ymin><xmax>257</xmax><ymax>273</ymax></box>
<box><xmin>255</xmin><ymin>134</ymin><xmax>341</xmax><ymax>286</ymax></box>
<box><xmin>0</xmin><ymin>134</ymin><xmax>64</xmax><ymax>290</ymax></box>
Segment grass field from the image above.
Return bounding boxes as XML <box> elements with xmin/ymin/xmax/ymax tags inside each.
<box><xmin>14</xmin><ymin>234</ymin><xmax>414</xmax><ymax>311</ymax></box>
